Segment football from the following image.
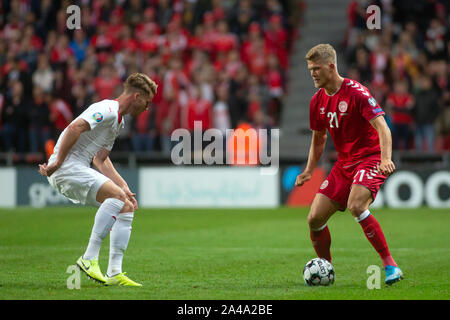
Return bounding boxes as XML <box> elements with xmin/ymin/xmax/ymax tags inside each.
<box><xmin>303</xmin><ymin>258</ymin><xmax>335</xmax><ymax>286</ymax></box>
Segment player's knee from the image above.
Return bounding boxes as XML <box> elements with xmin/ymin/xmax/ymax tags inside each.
<box><xmin>307</xmin><ymin>212</ymin><xmax>323</xmax><ymax>230</ymax></box>
<box><xmin>120</xmin><ymin>199</ymin><xmax>134</xmax><ymax>213</ymax></box>
<box><xmin>347</xmin><ymin>199</ymin><xmax>367</xmax><ymax>217</ymax></box>
<box><xmin>108</xmin><ymin>190</ymin><xmax>127</xmax><ymax>204</ymax></box>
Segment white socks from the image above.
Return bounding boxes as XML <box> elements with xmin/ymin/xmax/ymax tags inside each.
<box><xmin>83</xmin><ymin>198</ymin><xmax>124</xmax><ymax>260</ymax></box>
<box><xmin>355</xmin><ymin>209</ymin><xmax>371</xmax><ymax>222</ymax></box>
<box><xmin>107</xmin><ymin>212</ymin><xmax>134</xmax><ymax>277</ymax></box>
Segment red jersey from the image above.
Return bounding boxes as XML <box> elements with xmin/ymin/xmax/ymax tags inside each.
<box><xmin>309</xmin><ymin>78</ymin><xmax>385</xmax><ymax>165</ymax></box>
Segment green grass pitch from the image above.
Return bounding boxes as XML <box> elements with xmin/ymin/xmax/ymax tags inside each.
<box><xmin>0</xmin><ymin>207</ymin><xmax>449</xmax><ymax>300</ymax></box>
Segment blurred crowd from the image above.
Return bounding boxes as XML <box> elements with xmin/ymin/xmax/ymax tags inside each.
<box><xmin>0</xmin><ymin>0</ymin><xmax>301</xmax><ymax>160</ymax></box>
<box><xmin>345</xmin><ymin>0</ymin><xmax>450</xmax><ymax>152</ymax></box>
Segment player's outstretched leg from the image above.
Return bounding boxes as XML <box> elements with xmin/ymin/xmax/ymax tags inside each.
<box><xmin>348</xmin><ymin>185</ymin><xmax>403</xmax><ymax>285</ymax></box>
<box><xmin>307</xmin><ymin>194</ymin><xmax>339</xmax><ymax>263</ymax></box>
<box><xmin>105</xmin><ymin>204</ymin><xmax>142</xmax><ymax>287</ymax></box>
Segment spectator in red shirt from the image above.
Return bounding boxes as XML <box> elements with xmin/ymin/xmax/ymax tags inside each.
<box><xmin>265</xmin><ymin>53</ymin><xmax>284</xmax><ymax>126</ymax></box>
<box><xmin>47</xmin><ymin>92</ymin><xmax>73</xmax><ymax>138</ymax></box>
<box><xmin>241</xmin><ymin>22</ymin><xmax>262</xmax><ymax>66</ymax></box>
<box><xmin>107</xmin><ymin>9</ymin><xmax>125</xmax><ymax>42</ymax></box>
<box><xmin>246</xmin><ymin>36</ymin><xmax>268</xmax><ymax>78</ymax></box>
<box><xmin>163</xmin><ymin>57</ymin><xmax>191</xmax><ymax>103</ymax></box>
<box><xmin>138</xmin><ymin>22</ymin><xmax>161</xmax><ymax>54</ymax></box>
<box><xmin>247</xmin><ymin>90</ymin><xmax>261</xmax><ymax>122</ymax></box>
<box><xmin>94</xmin><ymin>64</ymin><xmax>121</xmax><ymax>100</ymax></box>
<box><xmin>156</xmin><ymin>87</ymin><xmax>181</xmax><ymax>155</ymax></box>
<box><xmin>369</xmin><ymin>43</ymin><xmax>390</xmax><ymax>84</ymax></box>
<box><xmin>161</xmin><ymin>21</ymin><xmax>188</xmax><ymax>56</ymax></box>
<box><xmin>131</xmin><ymin>106</ymin><xmax>156</xmax><ymax>153</ymax></box>
<box><xmin>386</xmin><ymin>80</ymin><xmax>415</xmax><ymax>150</ymax></box>
<box><xmin>90</xmin><ymin>23</ymin><xmax>114</xmax><ymax>61</ymax></box>
<box><xmin>23</xmin><ymin>25</ymin><xmax>43</xmax><ymax>52</ymax></box>
<box><xmin>189</xmin><ymin>24</ymin><xmax>212</xmax><ymax>52</ymax></box>
<box><xmin>264</xmin><ymin>14</ymin><xmax>288</xmax><ymax>69</ymax></box>
<box><xmin>185</xmin><ymin>49</ymin><xmax>209</xmax><ymax>78</ymax></box>
<box><xmin>225</xmin><ymin>49</ymin><xmax>243</xmax><ymax>80</ymax></box>
<box><xmin>213</xmin><ymin>20</ymin><xmax>238</xmax><ymax>54</ymax></box>
<box><xmin>136</xmin><ymin>7</ymin><xmax>161</xmax><ymax>39</ymax></box>
<box><xmin>116</xmin><ymin>25</ymin><xmax>140</xmax><ymax>54</ymax></box>
<box><xmin>202</xmin><ymin>12</ymin><xmax>218</xmax><ymax>54</ymax></box>
<box><xmin>186</xmin><ymin>84</ymin><xmax>212</xmax><ymax>132</ymax></box>
<box><xmin>186</xmin><ymin>84</ymin><xmax>212</xmax><ymax>156</ymax></box>
<box><xmin>50</xmin><ymin>34</ymin><xmax>74</xmax><ymax>65</ymax></box>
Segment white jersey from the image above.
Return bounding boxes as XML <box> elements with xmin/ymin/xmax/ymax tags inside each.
<box><xmin>49</xmin><ymin>99</ymin><xmax>125</xmax><ymax>167</ymax></box>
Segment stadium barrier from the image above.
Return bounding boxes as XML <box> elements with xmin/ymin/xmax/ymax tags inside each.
<box><xmin>281</xmin><ymin>166</ymin><xmax>450</xmax><ymax>209</ymax></box>
<box><xmin>139</xmin><ymin>167</ymin><xmax>279</xmax><ymax>208</ymax></box>
<box><xmin>1</xmin><ymin>166</ymin><xmax>279</xmax><ymax>208</ymax></box>
<box><xmin>0</xmin><ymin>165</ymin><xmax>448</xmax><ymax>208</ymax></box>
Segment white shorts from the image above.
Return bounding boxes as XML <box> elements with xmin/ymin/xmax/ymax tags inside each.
<box><xmin>47</xmin><ymin>162</ymin><xmax>111</xmax><ymax>207</ymax></box>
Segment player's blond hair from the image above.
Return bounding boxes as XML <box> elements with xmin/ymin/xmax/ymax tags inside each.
<box><xmin>305</xmin><ymin>44</ymin><xmax>337</xmax><ymax>65</ymax></box>
<box><xmin>124</xmin><ymin>73</ymin><xmax>158</xmax><ymax>97</ymax></box>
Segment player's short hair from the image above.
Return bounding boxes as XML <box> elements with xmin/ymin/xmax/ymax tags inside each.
<box><xmin>124</xmin><ymin>73</ymin><xmax>158</xmax><ymax>97</ymax></box>
<box><xmin>305</xmin><ymin>44</ymin><xmax>337</xmax><ymax>65</ymax></box>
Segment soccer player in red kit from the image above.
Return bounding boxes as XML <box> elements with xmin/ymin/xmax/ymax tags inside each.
<box><xmin>295</xmin><ymin>44</ymin><xmax>403</xmax><ymax>285</ymax></box>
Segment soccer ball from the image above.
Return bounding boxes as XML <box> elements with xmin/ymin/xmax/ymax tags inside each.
<box><xmin>303</xmin><ymin>258</ymin><xmax>335</xmax><ymax>286</ymax></box>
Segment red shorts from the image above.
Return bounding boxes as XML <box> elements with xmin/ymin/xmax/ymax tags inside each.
<box><xmin>317</xmin><ymin>155</ymin><xmax>386</xmax><ymax>210</ymax></box>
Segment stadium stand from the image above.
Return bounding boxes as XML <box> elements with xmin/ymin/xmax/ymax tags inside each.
<box><xmin>0</xmin><ymin>0</ymin><xmax>303</xmax><ymax>164</ymax></box>
<box><xmin>281</xmin><ymin>0</ymin><xmax>449</xmax><ymax>161</ymax></box>
<box><xmin>0</xmin><ymin>0</ymin><xmax>448</xmax><ymax>166</ymax></box>
<box><xmin>344</xmin><ymin>0</ymin><xmax>450</xmax><ymax>152</ymax></box>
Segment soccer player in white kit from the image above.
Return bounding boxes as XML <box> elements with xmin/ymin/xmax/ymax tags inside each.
<box><xmin>38</xmin><ymin>73</ymin><xmax>157</xmax><ymax>286</ymax></box>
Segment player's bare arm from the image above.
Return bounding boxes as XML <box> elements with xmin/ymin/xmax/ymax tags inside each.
<box><xmin>370</xmin><ymin>115</ymin><xmax>395</xmax><ymax>176</ymax></box>
<box><xmin>295</xmin><ymin>128</ymin><xmax>327</xmax><ymax>187</ymax></box>
<box><xmin>93</xmin><ymin>150</ymin><xmax>138</xmax><ymax>210</ymax></box>
<box><xmin>38</xmin><ymin>118</ymin><xmax>91</xmax><ymax>177</ymax></box>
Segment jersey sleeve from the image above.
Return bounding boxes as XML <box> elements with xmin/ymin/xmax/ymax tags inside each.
<box><xmin>309</xmin><ymin>93</ymin><xmax>325</xmax><ymax>131</ymax></box>
<box><xmin>355</xmin><ymin>90</ymin><xmax>385</xmax><ymax>122</ymax></box>
<box><xmin>104</xmin><ymin>141</ymin><xmax>115</xmax><ymax>151</ymax></box>
<box><xmin>79</xmin><ymin>101</ymin><xmax>117</xmax><ymax>130</ymax></box>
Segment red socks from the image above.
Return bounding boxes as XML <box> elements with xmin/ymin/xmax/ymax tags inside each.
<box><xmin>357</xmin><ymin>210</ymin><xmax>397</xmax><ymax>268</ymax></box>
<box><xmin>309</xmin><ymin>211</ymin><xmax>397</xmax><ymax>268</ymax></box>
<box><xmin>310</xmin><ymin>225</ymin><xmax>332</xmax><ymax>263</ymax></box>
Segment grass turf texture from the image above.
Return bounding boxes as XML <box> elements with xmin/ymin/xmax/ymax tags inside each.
<box><xmin>0</xmin><ymin>207</ymin><xmax>449</xmax><ymax>300</ymax></box>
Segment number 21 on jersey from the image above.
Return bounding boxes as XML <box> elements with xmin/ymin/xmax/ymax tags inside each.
<box><xmin>327</xmin><ymin>112</ymin><xmax>339</xmax><ymax>128</ymax></box>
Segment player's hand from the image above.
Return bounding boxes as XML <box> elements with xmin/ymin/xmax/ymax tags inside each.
<box><xmin>38</xmin><ymin>162</ymin><xmax>60</xmax><ymax>177</ymax></box>
<box><xmin>378</xmin><ymin>159</ymin><xmax>395</xmax><ymax>176</ymax></box>
<box><xmin>295</xmin><ymin>171</ymin><xmax>312</xmax><ymax>187</ymax></box>
<box><xmin>123</xmin><ymin>187</ymin><xmax>138</xmax><ymax>211</ymax></box>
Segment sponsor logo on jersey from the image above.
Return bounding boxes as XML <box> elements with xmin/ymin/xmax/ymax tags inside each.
<box><xmin>338</xmin><ymin>101</ymin><xmax>348</xmax><ymax>113</ymax></box>
<box><xmin>93</xmin><ymin>112</ymin><xmax>103</xmax><ymax>123</ymax></box>
<box><xmin>368</xmin><ymin>97</ymin><xmax>377</xmax><ymax>107</ymax></box>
